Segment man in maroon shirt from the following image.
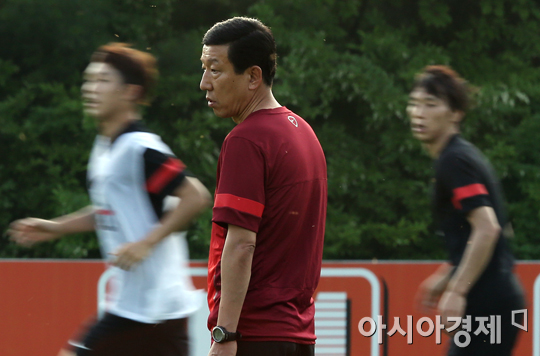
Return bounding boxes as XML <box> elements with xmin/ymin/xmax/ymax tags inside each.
<box><xmin>200</xmin><ymin>17</ymin><xmax>327</xmax><ymax>356</ymax></box>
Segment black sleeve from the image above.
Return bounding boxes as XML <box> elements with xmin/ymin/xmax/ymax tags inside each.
<box><xmin>143</xmin><ymin>148</ymin><xmax>187</xmax><ymax>198</ymax></box>
<box><xmin>439</xmin><ymin>154</ymin><xmax>492</xmax><ymax>213</ymax></box>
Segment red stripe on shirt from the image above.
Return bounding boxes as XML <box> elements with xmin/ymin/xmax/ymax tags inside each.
<box><xmin>96</xmin><ymin>209</ymin><xmax>114</xmax><ymax>215</ymax></box>
<box><xmin>146</xmin><ymin>158</ymin><xmax>186</xmax><ymax>194</ymax></box>
<box><xmin>214</xmin><ymin>193</ymin><xmax>264</xmax><ymax>217</ymax></box>
<box><xmin>452</xmin><ymin>183</ymin><xmax>488</xmax><ymax>210</ymax></box>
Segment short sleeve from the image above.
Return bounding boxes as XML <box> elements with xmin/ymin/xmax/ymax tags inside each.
<box><xmin>439</xmin><ymin>154</ymin><xmax>491</xmax><ymax>213</ymax></box>
<box><xmin>213</xmin><ymin>137</ymin><xmax>265</xmax><ymax>233</ymax></box>
<box><xmin>144</xmin><ymin>148</ymin><xmax>186</xmax><ymax>198</ymax></box>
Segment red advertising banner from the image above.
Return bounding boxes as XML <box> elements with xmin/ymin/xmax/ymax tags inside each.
<box><xmin>0</xmin><ymin>260</ymin><xmax>537</xmax><ymax>356</ymax></box>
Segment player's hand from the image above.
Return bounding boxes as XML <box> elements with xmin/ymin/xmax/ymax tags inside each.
<box><xmin>111</xmin><ymin>240</ymin><xmax>154</xmax><ymax>270</ymax></box>
<box><xmin>208</xmin><ymin>341</ymin><xmax>237</xmax><ymax>356</ymax></box>
<box><xmin>7</xmin><ymin>218</ymin><xmax>62</xmax><ymax>247</ymax></box>
<box><xmin>415</xmin><ymin>274</ymin><xmax>447</xmax><ymax>313</ymax></box>
<box><xmin>438</xmin><ymin>290</ymin><xmax>466</xmax><ymax>329</ymax></box>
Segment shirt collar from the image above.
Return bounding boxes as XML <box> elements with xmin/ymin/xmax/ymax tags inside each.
<box><xmin>436</xmin><ymin>133</ymin><xmax>461</xmax><ymax>161</ymax></box>
<box><xmin>111</xmin><ymin>120</ymin><xmax>150</xmax><ymax>144</ymax></box>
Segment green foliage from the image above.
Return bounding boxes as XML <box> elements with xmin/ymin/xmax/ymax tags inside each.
<box><xmin>1</xmin><ymin>0</ymin><xmax>540</xmax><ymax>260</ymax></box>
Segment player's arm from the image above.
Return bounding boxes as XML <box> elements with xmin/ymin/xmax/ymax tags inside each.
<box><xmin>112</xmin><ymin>177</ymin><xmax>211</xmax><ymax>270</ymax></box>
<box><xmin>208</xmin><ymin>137</ymin><xmax>264</xmax><ymax>356</ymax></box>
<box><xmin>217</xmin><ymin>224</ymin><xmax>256</xmax><ymax>330</ymax></box>
<box><xmin>438</xmin><ymin>206</ymin><xmax>500</xmax><ymax>326</ymax></box>
<box><xmin>8</xmin><ymin>206</ymin><xmax>96</xmax><ymax>247</ymax></box>
<box><xmin>415</xmin><ymin>262</ymin><xmax>453</xmax><ymax>312</ymax></box>
<box><xmin>209</xmin><ymin>224</ymin><xmax>256</xmax><ymax>356</ymax></box>
<box><xmin>142</xmin><ymin>176</ymin><xmax>211</xmax><ymax>244</ymax></box>
<box><xmin>52</xmin><ymin>205</ymin><xmax>97</xmax><ymax>234</ymax></box>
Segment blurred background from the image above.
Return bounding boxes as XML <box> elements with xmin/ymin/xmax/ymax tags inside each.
<box><xmin>2</xmin><ymin>0</ymin><xmax>540</xmax><ymax>261</ymax></box>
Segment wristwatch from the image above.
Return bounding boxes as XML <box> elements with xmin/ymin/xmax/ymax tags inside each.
<box><xmin>211</xmin><ymin>326</ymin><xmax>242</xmax><ymax>343</ymax></box>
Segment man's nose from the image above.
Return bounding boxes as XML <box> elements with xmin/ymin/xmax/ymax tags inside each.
<box><xmin>200</xmin><ymin>71</ymin><xmax>212</xmax><ymax>91</ymax></box>
<box><xmin>81</xmin><ymin>81</ymin><xmax>96</xmax><ymax>95</ymax></box>
<box><xmin>410</xmin><ymin>104</ymin><xmax>424</xmax><ymax>118</ymax></box>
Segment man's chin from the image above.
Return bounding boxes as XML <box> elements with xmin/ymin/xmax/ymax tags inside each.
<box><xmin>412</xmin><ymin>132</ymin><xmax>432</xmax><ymax>143</ymax></box>
<box><xmin>83</xmin><ymin>108</ymin><xmax>100</xmax><ymax>119</ymax></box>
<box><xmin>211</xmin><ymin>108</ymin><xmax>230</xmax><ymax>119</ymax></box>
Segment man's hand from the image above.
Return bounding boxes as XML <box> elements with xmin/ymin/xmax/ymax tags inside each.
<box><xmin>7</xmin><ymin>218</ymin><xmax>62</xmax><ymax>247</ymax></box>
<box><xmin>208</xmin><ymin>341</ymin><xmax>237</xmax><ymax>356</ymax></box>
<box><xmin>438</xmin><ymin>290</ymin><xmax>466</xmax><ymax>329</ymax></box>
<box><xmin>415</xmin><ymin>273</ymin><xmax>448</xmax><ymax>313</ymax></box>
<box><xmin>111</xmin><ymin>240</ymin><xmax>154</xmax><ymax>270</ymax></box>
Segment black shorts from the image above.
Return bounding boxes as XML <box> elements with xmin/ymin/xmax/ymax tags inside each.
<box><xmin>71</xmin><ymin>313</ymin><xmax>189</xmax><ymax>356</ymax></box>
<box><xmin>236</xmin><ymin>341</ymin><xmax>314</xmax><ymax>356</ymax></box>
<box><xmin>447</xmin><ymin>293</ymin><xmax>525</xmax><ymax>356</ymax></box>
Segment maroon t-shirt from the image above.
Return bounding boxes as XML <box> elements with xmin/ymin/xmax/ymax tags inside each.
<box><xmin>207</xmin><ymin>107</ymin><xmax>327</xmax><ymax>343</ymax></box>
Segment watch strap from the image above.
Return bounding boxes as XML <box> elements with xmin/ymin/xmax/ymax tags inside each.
<box><xmin>212</xmin><ymin>326</ymin><xmax>242</xmax><ymax>343</ymax></box>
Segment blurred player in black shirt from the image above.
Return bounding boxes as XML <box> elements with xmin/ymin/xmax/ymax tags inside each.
<box><xmin>410</xmin><ymin>66</ymin><xmax>525</xmax><ymax>356</ymax></box>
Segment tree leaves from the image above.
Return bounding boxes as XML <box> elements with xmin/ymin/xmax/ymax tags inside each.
<box><xmin>2</xmin><ymin>0</ymin><xmax>540</xmax><ymax>260</ymax></box>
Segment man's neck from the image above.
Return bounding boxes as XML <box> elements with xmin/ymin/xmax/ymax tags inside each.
<box><xmin>98</xmin><ymin>109</ymin><xmax>141</xmax><ymax>140</ymax></box>
<box><xmin>425</xmin><ymin>129</ymin><xmax>459</xmax><ymax>159</ymax></box>
<box><xmin>232</xmin><ymin>90</ymin><xmax>281</xmax><ymax>125</ymax></box>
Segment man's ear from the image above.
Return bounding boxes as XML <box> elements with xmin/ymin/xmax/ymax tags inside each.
<box><xmin>247</xmin><ymin>66</ymin><xmax>263</xmax><ymax>90</ymax></box>
<box><xmin>124</xmin><ymin>84</ymin><xmax>144</xmax><ymax>103</ymax></box>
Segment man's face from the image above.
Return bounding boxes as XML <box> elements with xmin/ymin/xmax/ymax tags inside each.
<box><xmin>81</xmin><ymin>62</ymin><xmax>127</xmax><ymax>120</ymax></box>
<box><xmin>407</xmin><ymin>87</ymin><xmax>458</xmax><ymax>144</ymax></box>
<box><xmin>200</xmin><ymin>45</ymin><xmax>252</xmax><ymax>121</ymax></box>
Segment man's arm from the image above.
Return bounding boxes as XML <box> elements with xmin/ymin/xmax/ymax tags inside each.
<box><xmin>8</xmin><ymin>205</ymin><xmax>96</xmax><ymax>246</ymax></box>
<box><xmin>52</xmin><ymin>205</ymin><xmax>97</xmax><ymax>234</ymax></box>
<box><xmin>112</xmin><ymin>176</ymin><xmax>211</xmax><ymax>270</ymax></box>
<box><xmin>438</xmin><ymin>206</ymin><xmax>500</xmax><ymax>326</ymax></box>
<box><xmin>208</xmin><ymin>224</ymin><xmax>256</xmax><ymax>356</ymax></box>
<box><xmin>217</xmin><ymin>224</ymin><xmax>256</xmax><ymax>331</ymax></box>
<box><xmin>415</xmin><ymin>262</ymin><xmax>453</xmax><ymax>313</ymax></box>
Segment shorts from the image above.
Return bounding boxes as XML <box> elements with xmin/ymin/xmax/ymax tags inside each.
<box><xmin>236</xmin><ymin>341</ymin><xmax>314</xmax><ymax>356</ymax></box>
<box><xmin>70</xmin><ymin>313</ymin><xmax>189</xmax><ymax>356</ymax></box>
<box><xmin>447</xmin><ymin>293</ymin><xmax>525</xmax><ymax>356</ymax></box>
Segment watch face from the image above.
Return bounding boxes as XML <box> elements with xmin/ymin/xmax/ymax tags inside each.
<box><xmin>212</xmin><ymin>327</ymin><xmax>226</xmax><ymax>342</ymax></box>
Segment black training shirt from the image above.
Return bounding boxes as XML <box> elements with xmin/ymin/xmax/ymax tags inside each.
<box><xmin>433</xmin><ymin>134</ymin><xmax>519</xmax><ymax>310</ymax></box>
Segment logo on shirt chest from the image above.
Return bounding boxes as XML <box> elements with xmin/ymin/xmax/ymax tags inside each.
<box><xmin>95</xmin><ymin>207</ymin><xmax>117</xmax><ymax>231</ymax></box>
<box><xmin>287</xmin><ymin>116</ymin><xmax>298</xmax><ymax>127</ymax></box>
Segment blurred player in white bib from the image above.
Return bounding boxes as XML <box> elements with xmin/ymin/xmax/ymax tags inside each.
<box><xmin>8</xmin><ymin>43</ymin><xmax>211</xmax><ymax>356</ymax></box>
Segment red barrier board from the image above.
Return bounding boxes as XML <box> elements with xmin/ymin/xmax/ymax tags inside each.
<box><xmin>319</xmin><ymin>261</ymin><xmax>537</xmax><ymax>356</ymax></box>
<box><xmin>0</xmin><ymin>260</ymin><xmax>537</xmax><ymax>356</ymax></box>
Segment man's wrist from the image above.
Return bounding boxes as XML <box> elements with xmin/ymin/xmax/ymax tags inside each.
<box><xmin>142</xmin><ymin>231</ymin><xmax>162</xmax><ymax>249</ymax></box>
<box><xmin>49</xmin><ymin>221</ymin><xmax>67</xmax><ymax>237</ymax></box>
<box><xmin>211</xmin><ymin>326</ymin><xmax>242</xmax><ymax>343</ymax></box>
<box><xmin>446</xmin><ymin>282</ymin><xmax>469</xmax><ymax>296</ymax></box>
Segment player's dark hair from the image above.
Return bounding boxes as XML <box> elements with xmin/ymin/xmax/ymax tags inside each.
<box><xmin>412</xmin><ymin>65</ymin><xmax>470</xmax><ymax>112</ymax></box>
<box><xmin>91</xmin><ymin>43</ymin><xmax>158</xmax><ymax>105</ymax></box>
<box><xmin>203</xmin><ymin>17</ymin><xmax>277</xmax><ymax>86</ymax></box>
